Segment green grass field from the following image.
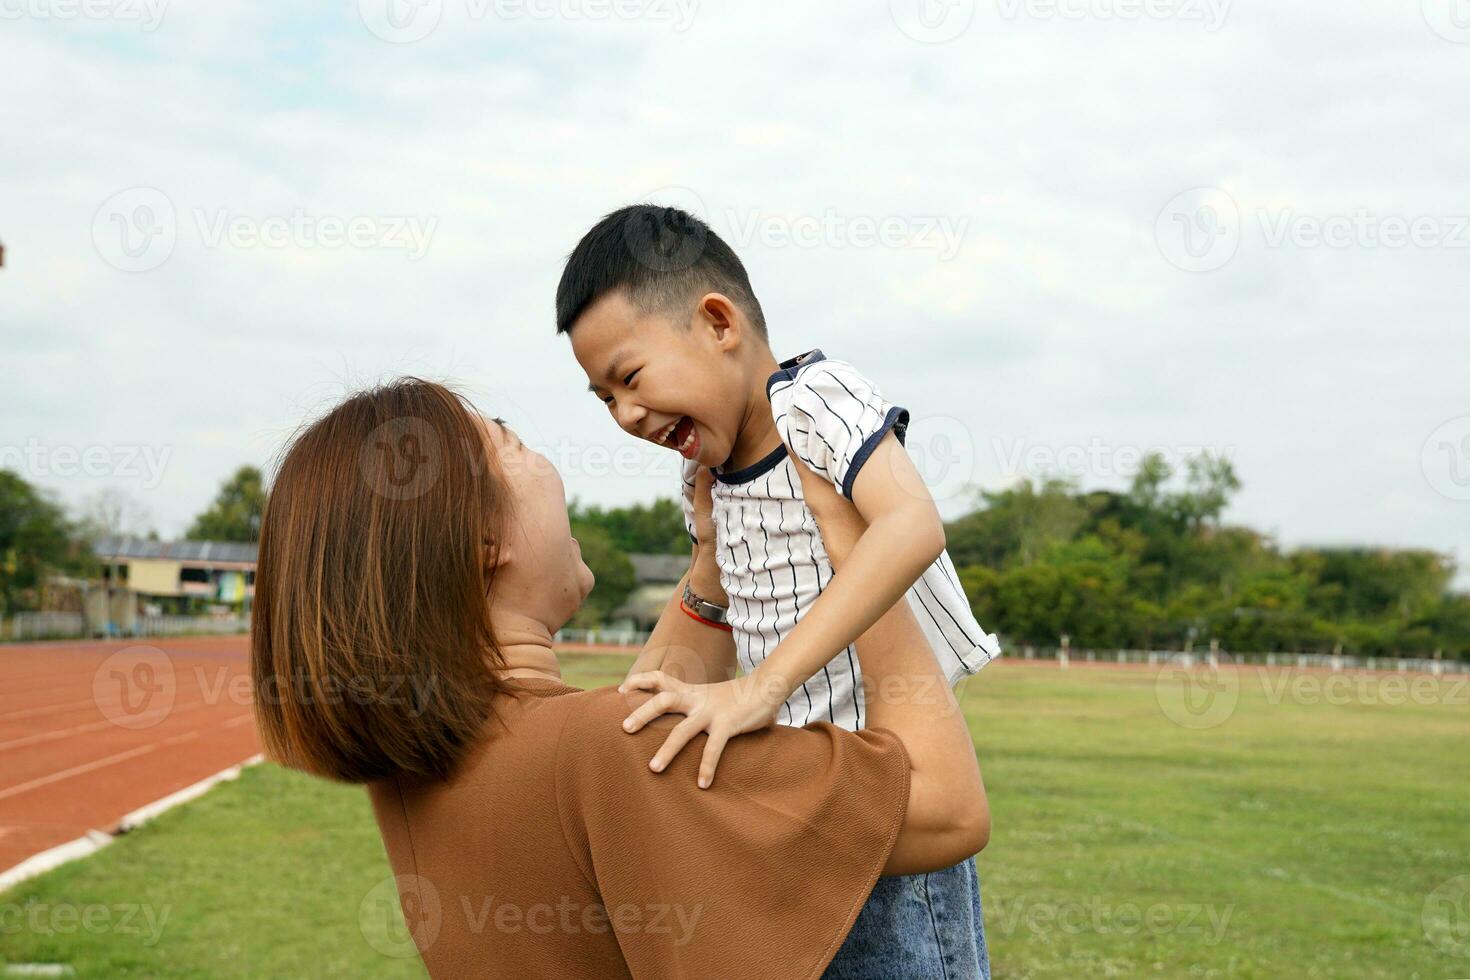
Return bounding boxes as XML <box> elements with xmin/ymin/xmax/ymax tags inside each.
<box><xmin>3</xmin><ymin>653</ymin><xmax>1467</xmax><ymax>978</ymax></box>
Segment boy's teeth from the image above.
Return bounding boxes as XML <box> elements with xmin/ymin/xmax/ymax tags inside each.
<box><xmin>657</xmin><ymin>417</ymin><xmax>684</xmax><ymax>447</ymax></box>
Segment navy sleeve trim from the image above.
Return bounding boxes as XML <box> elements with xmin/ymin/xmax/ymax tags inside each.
<box><xmin>840</xmin><ymin>406</ymin><xmax>910</xmax><ymax>500</ymax></box>
<box><xmin>764</xmin><ymin>348</ymin><xmax>828</xmax><ymax>397</ymax></box>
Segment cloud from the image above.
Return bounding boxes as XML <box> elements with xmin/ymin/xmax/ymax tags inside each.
<box><xmin>0</xmin><ymin>0</ymin><xmax>1465</xmax><ymax>585</ymax></box>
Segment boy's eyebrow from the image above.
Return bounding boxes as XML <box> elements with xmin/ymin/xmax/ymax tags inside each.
<box><xmin>586</xmin><ymin>350</ymin><xmax>631</xmax><ymax>394</ymax></box>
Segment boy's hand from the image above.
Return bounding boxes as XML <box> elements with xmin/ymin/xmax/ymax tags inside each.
<box><xmin>688</xmin><ymin>467</ymin><xmax>724</xmax><ymax>593</ymax></box>
<box><xmin>617</xmin><ymin>671</ymin><xmax>785</xmax><ymax>788</ymax></box>
<box><xmin>689</xmin><ymin>465</ymin><xmax>718</xmax><ymax>556</ymax></box>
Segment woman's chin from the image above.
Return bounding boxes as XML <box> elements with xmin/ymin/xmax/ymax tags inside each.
<box><xmin>578</xmin><ymin>564</ymin><xmax>595</xmax><ymax>599</ymax></box>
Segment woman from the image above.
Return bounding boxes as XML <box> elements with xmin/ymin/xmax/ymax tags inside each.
<box><xmin>250</xmin><ymin>379</ymin><xmax>989</xmax><ymax>979</ymax></box>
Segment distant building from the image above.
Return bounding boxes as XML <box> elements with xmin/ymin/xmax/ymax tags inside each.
<box><xmin>610</xmin><ymin>553</ymin><xmax>687</xmax><ymax>631</ymax></box>
<box><xmin>92</xmin><ymin>536</ymin><xmax>257</xmax><ymax>605</ymax></box>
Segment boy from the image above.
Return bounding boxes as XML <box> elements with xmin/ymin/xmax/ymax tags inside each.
<box><xmin>556</xmin><ymin>204</ymin><xmax>1000</xmax><ymax>977</ymax></box>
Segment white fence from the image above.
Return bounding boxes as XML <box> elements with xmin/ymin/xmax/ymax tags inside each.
<box><xmin>554</xmin><ymin>629</ymin><xmax>1468</xmax><ymax>675</ymax></box>
<box><xmin>555</xmin><ymin>627</ymin><xmax>652</xmax><ymax>648</ymax></box>
<box><xmin>1014</xmin><ymin>645</ymin><xmax>1470</xmax><ymax>676</ymax></box>
<box><xmin>2</xmin><ymin>611</ymin><xmax>86</xmax><ymax>641</ymax></box>
<box><xmin>1</xmin><ymin>613</ymin><xmax>250</xmax><ymax>642</ymax></box>
<box><xmin>3</xmin><ymin>617</ymin><xmax>1462</xmax><ymax>673</ymax></box>
<box><xmin>138</xmin><ymin>615</ymin><xmax>250</xmax><ymax>637</ymax></box>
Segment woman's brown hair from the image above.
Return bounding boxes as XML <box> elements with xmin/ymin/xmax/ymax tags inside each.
<box><xmin>251</xmin><ymin>379</ymin><xmax>513</xmax><ymax>783</ymax></box>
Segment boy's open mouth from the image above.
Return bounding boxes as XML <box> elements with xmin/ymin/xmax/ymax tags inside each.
<box><xmin>651</xmin><ymin>416</ymin><xmax>700</xmax><ymax>460</ymax></box>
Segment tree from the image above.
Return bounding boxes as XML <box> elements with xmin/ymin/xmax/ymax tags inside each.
<box><xmin>567</xmin><ymin>497</ymin><xmax>689</xmax><ymax>555</ymax></box>
<box><xmin>1298</xmin><ymin>548</ymin><xmax>1452</xmax><ymax>622</ymax></box>
<box><xmin>566</xmin><ymin>522</ymin><xmax>636</xmax><ymax>627</ymax></box>
<box><xmin>945</xmin><ymin>477</ymin><xmax>1089</xmax><ymax>569</ymax></box>
<box><xmin>187</xmin><ymin>466</ymin><xmax>265</xmax><ymax>542</ymax></box>
<box><xmin>77</xmin><ymin>488</ymin><xmax>155</xmax><ymax>541</ymax></box>
<box><xmin>0</xmin><ymin>470</ymin><xmax>87</xmax><ymax>614</ymax></box>
<box><xmin>1179</xmin><ymin>452</ymin><xmax>1241</xmax><ymax>532</ymax></box>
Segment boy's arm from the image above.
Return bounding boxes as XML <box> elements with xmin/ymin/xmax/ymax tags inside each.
<box><xmin>623</xmin><ymin>468</ymin><xmax>737</xmax><ymax>685</ymax></box>
<box><xmin>746</xmin><ymin>432</ymin><xmax>943</xmax><ymax>703</ymax></box>
<box><xmin>620</xmin><ymin>362</ymin><xmax>947</xmax><ymax>785</ymax></box>
<box><xmin>756</xmin><ymin>359</ymin><xmax>946</xmax><ymax>699</ymax></box>
<box><xmin>620</xmin><ymin>441</ymin><xmax>944</xmax><ymax>787</ymax></box>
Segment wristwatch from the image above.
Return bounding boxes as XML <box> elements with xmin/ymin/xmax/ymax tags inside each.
<box><xmin>682</xmin><ymin>583</ymin><xmax>729</xmax><ymax>625</ymax></box>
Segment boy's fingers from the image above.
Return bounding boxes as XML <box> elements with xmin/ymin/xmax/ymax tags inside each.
<box><xmin>622</xmin><ymin>689</ymin><xmax>684</xmax><ymax>733</ymax></box>
<box><xmin>693</xmin><ymin>466</ymin><xmax>714</xmax><ymax>496</ymax></box>
<box><xmin>619</xmin><ymin>670</ymin><xmax>670</xmax><ymax>694</ymax></box>
<box><xmin>649</xmin><ymin>716</ymin><xmax>705</xmax><ymax>773</ymax></box>
<box><xmin>697</xmin><ymin>730</ymin><xmax>730</xmax><ymax>789</ymax></box>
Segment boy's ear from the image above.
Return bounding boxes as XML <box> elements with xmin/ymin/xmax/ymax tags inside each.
<box><xmin>694</xmin><ymin>292</ymin><xmax>742</xmax><ymax>350</ymax></box>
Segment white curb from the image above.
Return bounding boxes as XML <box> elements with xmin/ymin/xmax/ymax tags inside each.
<box><xmin>0</xmin><ymin>754</ymin><xmax>264</xmax><ymax>893</ymax></box>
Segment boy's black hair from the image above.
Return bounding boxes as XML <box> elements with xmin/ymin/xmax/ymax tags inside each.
<box><xmin>555</xmin><ymin>204</ymin><xmax>768</xmax><ymax>342</ymax></box>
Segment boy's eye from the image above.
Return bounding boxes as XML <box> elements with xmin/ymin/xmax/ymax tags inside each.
<box><xmin>623</xmin><ymin>369</ymin><xmax>640</xmax><ymax>386</ymax></box>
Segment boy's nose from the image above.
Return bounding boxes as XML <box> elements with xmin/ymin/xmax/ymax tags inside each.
<box><xmin>616</xmin><ymin>400</ymin><xmax>647</xmax><ymax>433</ymax></box>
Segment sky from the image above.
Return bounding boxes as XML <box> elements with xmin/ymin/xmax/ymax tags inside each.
<box><xmin>2</xmin><ymin>0</ymin><xmax>1467</xmax><ymax>584</ymax></box>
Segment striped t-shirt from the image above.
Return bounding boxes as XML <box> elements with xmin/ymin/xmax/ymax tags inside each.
<box><xmin>680</xmin><ymin>349</ymin><xmax>1001</xmax><ymax>732</ymax></box>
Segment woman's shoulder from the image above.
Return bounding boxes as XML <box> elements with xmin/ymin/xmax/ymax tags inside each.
<box><xmin>547</xmin><ymin>684</ymin><xmax>671</xmax><ymax>758</ymax></box>
<box><xmin>489</xmin><ymin>682</ymin><xmax>667</xmax><ymax>775</ymax></box>
<box><xmin>363</xmin><ymin>682</ymin><xmax>628</xmax><ymax>798</ymax></box>
<box><xmin>508</xmin><ymin>680</ymin><xmax>637</xmax><ymax>728</ymax></box>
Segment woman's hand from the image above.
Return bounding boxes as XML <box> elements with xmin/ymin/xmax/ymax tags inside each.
<box><xmin>617</xmin><ymin>670</ymin><xmax>785</xmax><ymax>788</ymax></box>
<box><xmin>622</xmin><ymin>467</ymin><xmax>732</xmax><ymax>686</ymax></box>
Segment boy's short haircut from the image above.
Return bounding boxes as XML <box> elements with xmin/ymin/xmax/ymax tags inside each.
<box><xmin>556</xmin><ymin>204</ymin><xmax>768</xmax><ymax>342</ymax></box>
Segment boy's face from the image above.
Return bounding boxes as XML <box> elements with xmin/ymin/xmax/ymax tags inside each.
<box><xmin>570</xmin><ymin>290</ymin><xmax>749</xmax><ymax>469</ymax></box>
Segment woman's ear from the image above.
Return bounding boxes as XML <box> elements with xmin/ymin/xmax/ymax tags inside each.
<box><xmin>483</xmin><ymin>536</ymin><xmax>512</xmax><ymax>573</ymax></box>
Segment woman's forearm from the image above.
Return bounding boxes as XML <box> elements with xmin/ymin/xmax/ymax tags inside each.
<box><xmin>792</xmin><ymin>461</ymin><xmax>988</xmax><ymax>874</ymax></box>
<box><xmin>851</xmin><ymin>587</ymin><xmax>988</xmax><ymax>874</ymax></box>
<box><xmin>625</xmin><ymin>547</ymin><xmax>736</xmax><ymax>685</ymax></box>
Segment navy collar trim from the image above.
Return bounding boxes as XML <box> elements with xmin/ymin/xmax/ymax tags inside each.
<box><xmin>714</xmin><ymin>442</ymin><xmax>789</xmax><ymax>485</ymax></box>
<box><xmin>765</xmin><ymin>348</ymin><xmax>827</xmax><ymax>398</ymax></box>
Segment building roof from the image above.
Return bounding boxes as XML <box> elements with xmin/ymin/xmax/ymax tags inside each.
<box><xmin>614</xmin><ymin>583</ymin><xmax>680</xmax><ymax>625</ymax></box>
<box><xmin>93</xmin><ymin>536</ymin><xmax>258</xmax><ymax>564</ymax></box>
<box><xmin>629</xmin><ymin>553</ymin><xmax>686</xmax><ymax>583</ymax></box>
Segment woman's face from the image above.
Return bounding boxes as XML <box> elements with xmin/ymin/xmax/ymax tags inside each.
<box><xmin>483</xmin><ymin>417</ymin><xmax>596</xmax><ymax>626</ymax></box>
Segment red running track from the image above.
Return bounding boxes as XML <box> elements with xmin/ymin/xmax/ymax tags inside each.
<box><xmin>0</xmin><ymin>635</ymin><xmax>259</xmax><ymax>877</ymax></box>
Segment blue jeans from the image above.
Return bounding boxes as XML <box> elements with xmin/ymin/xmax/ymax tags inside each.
<box><xmin>824</xmin><ymin>858</ymin><xmax>989</xmax><ymax>979</ymax></box>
